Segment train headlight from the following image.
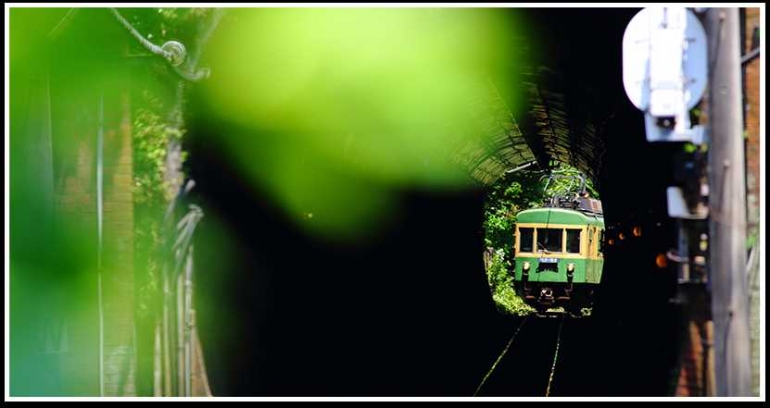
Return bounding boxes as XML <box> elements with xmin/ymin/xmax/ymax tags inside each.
<box><xmin>523</xmin><ymin>261</ymin><xmax>531</xmax><ymax>272</ymax></box>
<box><xmin>567</xmin><ymin>263</ymin><xmax>575</xmax><ymax>273</ymax></box>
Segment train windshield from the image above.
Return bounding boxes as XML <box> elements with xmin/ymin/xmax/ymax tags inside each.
<box><xmin>536</xmin><ymin>228</ymin><xmax>563</xmax><ymax>253</ymax></box>
<box><xmin>566</xmin><ymin>229</ymin><xmax>581</xmax><ymax>253</ymax></box>
<box><xmin>519</xmin><ymin>227</ymin><xmax>534</xmax><ymax>252</ymax></box>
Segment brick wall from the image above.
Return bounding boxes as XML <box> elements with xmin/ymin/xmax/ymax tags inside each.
<box><xmin>744</xmin><ymin>8</ymin><xmax>760</xmax><ymax>232</ymax></box>
<box><xmin>53</xmin><ymin>91</ymin><xmax>136</xmax><ymax>396</ymax></box>
<box><xmin>101</xmin><ymin>93</ymin><xmax>136</xmax><ymax>396</ymax></box>
<box><xmin>54</xmin><ymin>137</ymin><xmax>100</xmax><ymax>396</ymax></box>
<box><xmin>675</xmin><ymin>9</ymin><xmax>761</xmax><ymax>396</ymax></box>
<box><xmin>743</xmin><ymin>7</ymin><xmax>760</xmax><ymax>397</ymax></box>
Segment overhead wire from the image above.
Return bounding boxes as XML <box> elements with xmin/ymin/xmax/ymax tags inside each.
<box><xmin>109</xmin><ymin>8</ymin><xmax>172</xmax><ymax>60</ymax></box>
<box><xmin>109</xmin><ymin>8</ymin><xmax>211</xmax><ymax>82</ymax></box>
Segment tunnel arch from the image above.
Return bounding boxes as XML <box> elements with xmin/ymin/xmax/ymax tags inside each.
<box><xmin>459</xmin><ymin>66</ymin><xmax>611</xmax><ymax>189</ymax></box>
<box><xmin>186</xmin><ymin>7</ymin><xmax>684</xmax><ymax>396</ymax></box>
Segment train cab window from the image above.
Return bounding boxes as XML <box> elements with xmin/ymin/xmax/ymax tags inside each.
<box><xmin>537</xmin><ymin>228</ymin><xmax>563</xmax><ymax>253</ymax></box>
<box><xmin>519</xmin><ymin>227</ymin><xmax>534</xmax><ymax>253</ymax></box>
<box><xmin>566</xmin><ymin>229</ymin><xmax>581</xmax><ymax>254</ymax></box>
<box><xmin>598</xmin><ymin>230</ymin><xmax>605</xmax><ymax>255</ymax></box>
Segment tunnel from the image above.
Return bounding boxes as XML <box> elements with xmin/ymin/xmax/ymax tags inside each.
<box><xmin>185</xmin><ymin>8</ymin><xmax>685</xmax><ymax>396</ymax></box>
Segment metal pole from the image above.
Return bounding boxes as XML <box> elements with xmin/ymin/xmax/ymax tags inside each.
<box><xmin>162</xmin><ymin>254</ymin><xmax>172</xmax><ymax>395</ymax></box>
<box><xmin>176</xmin><ymin>269</ymin><xmax>184</xmax><ymax>395</ymax></box>
<box><xmin>504</xmin><ymin>160</ymin><xmax>538</xmax><ymax>174</ymax></box>
<box><xmin>704</xmin><ymin>8</ymin><xmax>752</xmax><ymax>396</ymax></box>
<box><xmin>184</xmin><ymin>246</ymin><xmax>194</xmax><ymax>396</ymax></box>
<box><xmin>97</xmin><ymin>93</ymin><xmax>105</xmax><ymax>397</ymax></box>
<box><xmin>153</xmin><ymin>319</ymin><xmax>162</xmax><ymax>396</ymax></box>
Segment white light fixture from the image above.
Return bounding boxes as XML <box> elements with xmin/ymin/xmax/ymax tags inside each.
<box><xmin>622</xmin><ymin>7</ymin><xmax>708</xmax><ymax>143</ymax></box>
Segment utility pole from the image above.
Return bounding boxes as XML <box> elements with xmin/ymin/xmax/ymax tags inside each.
<box><xmin>703</xmin><ymin>8</ymin><xmax>753</xmax><ymax>396</ymax></box>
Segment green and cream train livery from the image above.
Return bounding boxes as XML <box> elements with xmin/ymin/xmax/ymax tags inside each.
<box><xmin>512</xmin><ymin>194</ymin><xmax>605</xmax><ymax>315</ymax></box>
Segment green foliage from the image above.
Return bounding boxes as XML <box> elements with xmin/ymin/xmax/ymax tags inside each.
<box><xmin>482</xmin><ymin>170</ymin><xmax>544</xmax><ymax>316</ymax></box>
<box><xmin>133</xmin><ymin>91</ymin><xmax>184</xmax><ymax>208</ymax></box>
<box><xmin>201</xmin><ymin>8</ymin><xmax>521</xmax><ymax>241</ymax></box>
<box><xmin>486</xmin><ymin>248</ymin><xmax>510</xmax><ymax>290</ymax></box>
<box><xmin>544</xmin><ymin>164</ymin><xmax>599</xmax><ymax>199</ymax></box>
<box><xmin>482</xmin><ymin>170</ymin><xmax>544</xmax><ymax>260</ymax></box>
<box><xmin>746</xmin><ymin>227</ymin><xmax>758</xmax><ymax>249</ymax></box>
<box><xmin>134</xmin><ymin>217</ymin><xmax>161</xmax><ymax>320</ymax></box>
<box><xmin>126</xmin><ymin>9</ymin><xmax>216</xmax><ymax>394</ymax></box>
<box><xmin>133</xmin><ymin>91</ymin><xmax>184</xmax><ymax>321</ymax></box>
<box><xmin>486</xmin><ymin>249</ymin><xmax>534</xmax><ymax>316</ymax></box>
<box><xmin>128</xmin><ymin>8</ymin><xmax>212</xmax><ymax>321</ymax></box>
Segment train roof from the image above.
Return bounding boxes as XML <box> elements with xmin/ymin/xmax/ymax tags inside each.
<box><xmin>517</xmin><ymin>207</ymin><xmax>604</xmax><ymax>227</ymax></box>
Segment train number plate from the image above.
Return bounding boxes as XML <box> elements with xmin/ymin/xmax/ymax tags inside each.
<box><xmin>539</xmin><ymin>258</ymin><xmax>559</xmax><ymax>264</ymax></box>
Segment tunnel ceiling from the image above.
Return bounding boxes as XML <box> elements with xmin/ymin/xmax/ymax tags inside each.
<box><xmin>453</xmin><ymin>78</ymin><xmax>538</xmax><ymax>186</ymax></box>
<box><xmin>458</xmin><ymin>66</ymin><xmax>611</xmax><ymax>189</ymax></box>
<box><xmin>458</xmin><ymin>8</ymin><xmax>641</xmax><ymax>191</ymax></box>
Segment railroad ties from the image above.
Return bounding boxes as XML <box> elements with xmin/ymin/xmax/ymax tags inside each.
<box><xmin>473</xmin><ymin>314</ymin><xmax>568</xmax><ymax>397</ymax></box>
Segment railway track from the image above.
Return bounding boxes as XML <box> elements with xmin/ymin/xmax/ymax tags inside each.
<box><xmin>474</xmin><ymin>314</ymin><xmax>568</xmax><ymax>397</ymax></box>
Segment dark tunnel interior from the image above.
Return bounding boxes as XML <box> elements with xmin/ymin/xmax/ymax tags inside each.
<box><xmin>185</xmin><ymin>8</ymin><xmax>686</xmax><ymax>396</ymax></box>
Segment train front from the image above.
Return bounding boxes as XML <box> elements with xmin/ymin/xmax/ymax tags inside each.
<box><xmin>513</xmin><ymin>208</ymin><xmax>604</xmax><ymax>314</ymax></box>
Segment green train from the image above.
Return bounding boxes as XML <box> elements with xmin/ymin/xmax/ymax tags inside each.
<box><xmin>512</xmin><ymin>190</ymin><xmax>605</xmax><ymax>315</ymax></box>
